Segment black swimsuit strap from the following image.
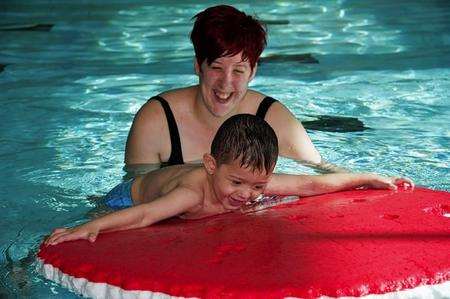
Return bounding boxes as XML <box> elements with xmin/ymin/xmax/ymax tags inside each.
<box><xmin>149</xmin><ymin>96</ymin><xmax>184</xmax><ymax>166</ymax></box>
<box><xmin>147</xmin><ymin>95</ymin><xmax>277</xmax><ymax>167</ymax></box>
<box><xmin>256</xmin><ymin>96</ymin><xmax>278</xmax><ymax>119</ymax></box>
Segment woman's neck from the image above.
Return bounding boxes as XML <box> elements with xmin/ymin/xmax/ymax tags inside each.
<box><xmin>193</xmin><ymin>85</ymin><xmax>242</xmax><ymax>130</ymax></box>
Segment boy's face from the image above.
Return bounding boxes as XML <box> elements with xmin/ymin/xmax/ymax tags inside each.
<box><xmin>204</xmin><ymin>155</ymin><xmax>272</xmax><ymax>211</ymax></box>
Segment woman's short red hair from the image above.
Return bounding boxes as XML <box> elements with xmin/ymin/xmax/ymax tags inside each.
<box><xmin>190</xmin><ymin>5</ymin><xmax>267</xmax><ymax>70</ymax></box>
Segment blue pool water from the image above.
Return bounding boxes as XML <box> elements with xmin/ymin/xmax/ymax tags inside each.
<box><xmin>0</xmin><ymin>1</ymin><xmax>449</xmax><ymax>297</ymax></box>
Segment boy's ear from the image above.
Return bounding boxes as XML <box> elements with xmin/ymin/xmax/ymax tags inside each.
<box><xmin>203</xmin><ymin>153</ymin><xmax>217</xmax><ymax>175</ymax></box>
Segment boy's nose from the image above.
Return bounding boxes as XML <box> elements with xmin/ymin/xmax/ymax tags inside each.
<box><xmin>237</xmin><ymin>189</ymin><xmax>256</xmax><ymax>201</ymax></box>
<box><xmin>237</xmin><ymin>191</ymin><xmax>249</xmax><ymax>200</ymax></box>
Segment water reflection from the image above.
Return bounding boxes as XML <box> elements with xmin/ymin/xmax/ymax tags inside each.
<box><xmin>0</xmin><ymin>1</ymin><xmax>449</xmax><ymax>297</ymax></box>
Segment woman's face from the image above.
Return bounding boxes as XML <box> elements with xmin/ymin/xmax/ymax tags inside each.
<box><xmin>196</xmin><ymin>52</ymin><xmax>256</xmax><ymax>117</ymax></box>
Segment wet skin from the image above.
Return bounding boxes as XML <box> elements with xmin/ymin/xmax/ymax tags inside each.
<box><xmin>195</xmin><ymin>52</ymin><xmax>257</xmax><ymax>118</ymax></box>
<box><xmin>205</xmin><ymin>157</ymin><xmax>271</xmax><ymax>211</ymax></box>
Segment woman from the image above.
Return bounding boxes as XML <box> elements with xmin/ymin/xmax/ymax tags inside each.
<box><xmin>124</xmin><ymin>5</ymin><xmax>341</xmax><ymax>176</ymax></box>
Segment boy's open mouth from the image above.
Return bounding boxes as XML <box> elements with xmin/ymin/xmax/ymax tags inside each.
<box><xmin>228</xmin><ymin>197</ymin><xmax>244</xmax><ymax>207</ymax></box>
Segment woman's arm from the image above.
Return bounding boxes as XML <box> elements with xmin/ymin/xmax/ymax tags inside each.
<box><xmin>125</xmin><ymin>100</ymin><xmax>169</xmax><ymax>168</ymax></box>
<box><xmin>300</xmin><ymin>158</ymin><xmax>350</xmax><ymax>173</ymax></box>
<box><xmin>45</xmin><ymin>187</ymin><xmax>202</xmax><ymax>245</ymax></box>
<box><xmin>265</xmin><ymin>102</ymin><xmax>348</xmax><ymax>173</ymax></box>
<box><xmin>266</xmin><ymin>173</ymin><xmax>414</xmax><ymax>197</ymax></box>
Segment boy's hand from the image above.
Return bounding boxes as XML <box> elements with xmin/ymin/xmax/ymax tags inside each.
<box><xmin>45</xmin><ymin>224</ymin><xmax>99</xmax><ymax>246</ymax></box>
<box><xmin>366</xmin><ymin>174</ymin><xmax>414</xmax><ymax>191</ymax></box>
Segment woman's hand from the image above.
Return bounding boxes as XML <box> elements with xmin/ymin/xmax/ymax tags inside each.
<box><xmin>45</xmin><ymin>224</ymin><xmax>99</xmax><ymax>246</ymax></box>
<box><xmin>366</xmin><ymin>174</ymin><xmax>414</xmax><ymax>191</ymax></box>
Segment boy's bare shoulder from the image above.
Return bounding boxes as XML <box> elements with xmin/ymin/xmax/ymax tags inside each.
<box><xmin>177</xmin><ymin>166</ymin><xmax>208</xmax><ymax>189</ymax></box>
<box><xmin>171</xmin><ymin>167</ymin><xmax>207</xmax><ymax>215</ymax></box>
<box><xmin>151</xmin><ymin>164</ymin><xmax>205</xmax><ymax>195</ymax></box>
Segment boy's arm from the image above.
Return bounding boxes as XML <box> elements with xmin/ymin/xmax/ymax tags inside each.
<box><xmin>266</xmin><ymin>173</ymin><xmax>414</xmax><ymax>197</ymax></box>
<box><xmin>46</xmin><ymin>187</ymin><xmax>202</xmax><ymax>246</ymax></box>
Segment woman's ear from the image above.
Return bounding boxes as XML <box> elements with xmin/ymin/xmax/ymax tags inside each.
<box><xmin>194</xmin><ymin>58</ymin><xmax>201</xmax><ymax>76</ymax></box>
<box><xmin>249</xmin><ymin>63</ymin><xmax>258</xmax><ymax>81</ymax></box>
<box><xmin>203</xmin><ymin>153</ymin><xmax>217</xmax><ymax>175</ymax></box>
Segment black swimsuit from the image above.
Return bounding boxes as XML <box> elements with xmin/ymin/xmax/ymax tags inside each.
<box><xmin>149</xmin><ymin>96</ymin><xmax>278</xmax><ymax>167</ymax></box>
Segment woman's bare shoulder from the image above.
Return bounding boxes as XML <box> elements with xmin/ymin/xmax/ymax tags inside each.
<box><xmin>239</xmin><ymin>89</ymin><xmax>269</xmax><ymax>112</ymax></box>
<box><xmin>246</xmin><ymin>89</ymin><xmax>266</xmax><ymax>101</ymax></box>
<box><xmin>160</xmin><ymin>86</ymin><xmax>197</xmax><ymax>102</ymax></box>
<box><xmin>135</xmin><ymin>97</ymin><xmax>165</xmax><ymax>121</ymax></box>
<box><xmin>135</xmin><ymin>85</ymin><xmax>196</xmax><ymax>121</ymax></box>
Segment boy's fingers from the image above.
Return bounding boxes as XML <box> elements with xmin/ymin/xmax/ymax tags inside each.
<box><xmin>45</xmin><ymin>232</ymin><xmax>63</xmax><ymax>245</ymax></box>
<box><xmin>394</xmin><ymin>177</ymin><xmax>415</xmax><ymax>189</ymax></box>
<box><xmin>46</xmin><ymin>228</ymin><xmax>68</xmax><ymax>241</ymax></box>
<box><xmin>48</xmin><ymin>233</ymin><xmax>66</xmax><ymax>245</ymax></box>
<box><xmin>404</xmin><ymin>178</ymin><xmax>414</xmax><ymax>188</ymax></box>
<box><xmin>48</xmin><ymin>230</ymin><xmax>74</xmax><ymax>245</ymax></box>
<box><xmin>388</xmin><ymin>182</ymin><xmax>397</xmax><ymax>191</ymax></box>
<box><xmin>51</xmin><ymin>230</ymin><xmax>94</xmax><ymax>245</ymax></box>
<box><xmin>45</xmin><ymin>228</ymin><xmax>99</xmax><ymax>246</ymax></box>
<box><xmin>46</xmin><ymin>236</ymin><xmax>57</xmax><ymax>246</ymax></box>
<box><xmin>52</xmin><ymin>233</ymin><xmax>75</xmax><ymax>245</ymax></box>
<box><xmin>88</xmin><ymin>233</ymin><xmax>97</xmax><ymax>243</ymax></box>
<box><xmin>53</xmin><ymin>228</ymin><xmax>67</xmax><ymax>234</ymax></box>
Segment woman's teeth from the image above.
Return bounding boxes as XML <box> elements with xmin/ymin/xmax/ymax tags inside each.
<box><xmin>214</xmin><ymin>90</ymin><xmax>232</xmax><ymax>102</ymax></box>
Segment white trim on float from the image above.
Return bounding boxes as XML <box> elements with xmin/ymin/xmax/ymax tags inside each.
<box><xmin>37</xmin><ymin>258</ymin><xmax>450</xmax><ymax>299</ymax></box>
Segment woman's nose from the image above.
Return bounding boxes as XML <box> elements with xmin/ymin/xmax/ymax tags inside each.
<box><xmin>217</xmin><ymin>70</ymin><xmax>233</xmax><ymax>89</ymax></box>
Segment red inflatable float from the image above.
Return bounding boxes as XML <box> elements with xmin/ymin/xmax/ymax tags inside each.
<box><xmin>37</xmin><ymin>187</ymin><xmax>450</xmax><ymax>298</ymax></box>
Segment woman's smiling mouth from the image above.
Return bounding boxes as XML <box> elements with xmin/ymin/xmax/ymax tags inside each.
<box><xmin>213</xmin><ymin>90</ymin><xmax>233</xmax><ymax>103</ymax></box>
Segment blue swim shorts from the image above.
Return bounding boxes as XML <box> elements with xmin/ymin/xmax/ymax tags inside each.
<box><xmin>103</xmin><ymin>179</ymin><xmax>134</xmax><ymax>209</ymax></box>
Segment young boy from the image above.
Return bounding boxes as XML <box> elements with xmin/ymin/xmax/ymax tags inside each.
<box><xmin>46</xmin><ymin>114</ymin><xmax>413</xmax><ymax>246</ymax></box>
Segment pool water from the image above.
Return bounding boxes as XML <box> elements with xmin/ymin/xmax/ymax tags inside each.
<box><xmin>0</xmin><ymin>1</ymin><xmax>449</xmax><ymax>297</ymax></box>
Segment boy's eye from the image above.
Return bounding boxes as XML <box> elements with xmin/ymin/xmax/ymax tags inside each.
<box><xmin>231</xmin><ymin>180</ymin><xmax>242</xmax><ymax>185</ymax></box>
<box><xmin>234</xmin><ymin>69</ymin><xmax>245</xmax><ymax>74</ymax></box>
<box><xmin>254</xmin><ymin>185</ymin><xmax>264</xmax><ymax>190</ymax></box>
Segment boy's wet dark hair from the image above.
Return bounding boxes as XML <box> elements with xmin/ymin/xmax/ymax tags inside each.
<box><xmin>211</xmin><ymin>114</ymin><xmax>278</xmax><ymax>174</ymax></box>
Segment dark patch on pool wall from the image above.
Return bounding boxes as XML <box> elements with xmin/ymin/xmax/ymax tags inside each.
<box><xmin>0</xmin><ymin>227</ymin><xmax>35</xmax><ymax>296</ymax></box>
<box><xmin>261</xmin><ymin>19</ymin><xmax>290</xmax><ymax>25</ymax></box>
<box><xmin>0</xmin><ymin>64</ymin><xmax>5</xmax><ymax>73</ymax></box>
<box><xmin>0</xmin><ymin>24</ymin><xmax>54</xmax><ymax>32</ymax></box>
<box><xmin>303</xmin><ymin>115</ymin><xmax>370</xmax><ymax>132</ymax></box>
<box><xmin>259</xmin><ymin>53</ymin><xmax>319</xmax><ymax>64</ymax></box>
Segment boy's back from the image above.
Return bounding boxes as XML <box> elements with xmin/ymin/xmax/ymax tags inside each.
<box><xmin>133</xmin><ymin>164</ymin><xmax>203</xmax><ymax>203</ymax></box>
<box><xmin>133</xmin><ymin>164</ymin><xmax>233</xmax><ymax>219</ymax></box>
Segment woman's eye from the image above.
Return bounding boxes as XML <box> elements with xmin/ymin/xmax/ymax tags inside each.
<box><xmin>234</xmin><ymin>69</ymin><xmax>245</xmax><ymax>74</ymax></box>
<box><xmin>231</xmin><ymin>180</ymin><xmax>241</xmax><ymax>185</ymax></box>
<box><xmin>254</xmin><ymin>185</ymin><xmax>264</xmax><ymax>190</ymax></box>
